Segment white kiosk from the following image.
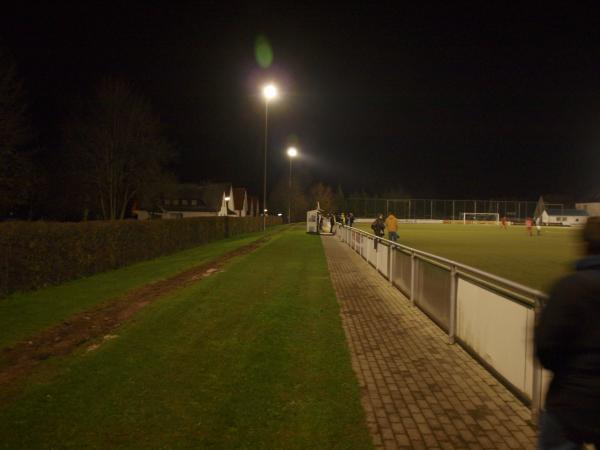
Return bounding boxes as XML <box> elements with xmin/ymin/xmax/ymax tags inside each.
<box><xmin>306</xmin><ymin>203</ymin><xmax>335</xmax><ymax>234</ymax></box>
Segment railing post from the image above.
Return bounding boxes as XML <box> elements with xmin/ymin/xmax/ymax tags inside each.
<box><xmin>531</xmin><ymin>296</ymin><xmax>544</xmax><ymax>422</ymax></box>
<box><xmin>375</xmin><ymin>238</ymin><xmax>380</xmax><ymax>271</ymax></box>
<box><xmin>448</xmin><ymin>265</ymin><xmax>457</xmax><ymax>344</ymax></box>
<box><xmin>388</xmin><ymin>245</ymin><xmax>393</xmax><ymax>284</ymax></box>
<box><xmin>410</xmin><ymin>252</ymin><xmax>416</xmax><ymax>306</ymax></box>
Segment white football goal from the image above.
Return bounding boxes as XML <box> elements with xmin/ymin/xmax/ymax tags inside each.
<box><xmin>461</xmin><ymin>212</ymin><xmax>500</xmax><ymax>224</ymax></box>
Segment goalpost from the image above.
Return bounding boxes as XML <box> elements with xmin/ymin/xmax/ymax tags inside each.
<box><xmin>461</xmin><ymin>212</ymin><xmax>500</xmax><ymax>224</ymax></box>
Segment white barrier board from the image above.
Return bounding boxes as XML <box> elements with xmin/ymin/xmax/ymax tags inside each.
<box><xmin>456</xmin><ymin>279</ymin><xmax>534</xmax><ymax>396</ymax></box>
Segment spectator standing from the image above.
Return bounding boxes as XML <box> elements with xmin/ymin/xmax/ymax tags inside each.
<box><xmin>385</xmin><ymin>213</ymin><xmax>399</xmax><ymax>241</ymax></box>
<box><xmin>371</xmin><ymin>213</ymin><xmax>385</xmax><ymax>249</ymax></box>
<box><xmin>535</xmin><ymin>217</ymin><xmax>600</xmax><ymax>449</ymax></box>
<box><xmin>348</xmin><ymin>212</ymin><xmax>355</xmax><ymax>227</ymax></box>
<box><xmin>371</xmin><ymin>214</ymin><xmax>385</xmax><ymax>237</ymax></box>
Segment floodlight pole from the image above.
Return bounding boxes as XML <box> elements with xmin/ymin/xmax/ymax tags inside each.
<box><xmin>263</xmin><ymin>101</ymin><xmax>268</xmax><ymax>231</ymax></box>
<box><xmin>288</xmin><ymin>157</ymin><xmax>292</xmax><ymax>224</ymax></box>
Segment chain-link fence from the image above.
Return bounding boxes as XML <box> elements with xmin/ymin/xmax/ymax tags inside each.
<box><xmin>342</xmin><ymin>198</ymin><xmax>560</xmax><ymax>221</ymax></box>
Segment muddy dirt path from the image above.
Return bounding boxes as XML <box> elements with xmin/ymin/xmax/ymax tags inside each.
<box><xmin>0</xmin><ymin>235</ymin><xmax>271</xmax><ymax>392</ymax></box>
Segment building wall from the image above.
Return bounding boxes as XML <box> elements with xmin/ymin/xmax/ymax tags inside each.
<box><xmin>543</xmin><ymin>212</ymin><xmax>588</xmax><ymax>226</ymax></box>
<box><xmin>576</xmin><ymin>202</ymin><xmax>600</xmax><ymax>217</ymax></box>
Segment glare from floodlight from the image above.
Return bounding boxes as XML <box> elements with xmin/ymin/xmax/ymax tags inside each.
<box><xmin>277</xmin><ymin>213</ymin><xmax>283</xmax><ymax>217</ymax></box>
<box><xmin>264</xmin><ymin>208</ymin><xmax>268</xmax><ymax>212</ymax></box>
<box><xmin>262</xmin><ymin>84</ymin><xmax>278</xmax><ymax>101</ymax></box>
<box><xmin>287</xmin><ymin>146</ymin><xmax>298</xmax><ymax>158</ymax></box>
<box><xmin>224</xmin><ymin>196</ymin><xmax>231</xmax><ymax>201</ymax></box>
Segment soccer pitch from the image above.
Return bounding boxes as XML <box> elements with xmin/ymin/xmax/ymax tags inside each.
<box><xmin>354</xmin><ymin>222</ymin><xmax>581</xmax><ymax>292</ymax></box>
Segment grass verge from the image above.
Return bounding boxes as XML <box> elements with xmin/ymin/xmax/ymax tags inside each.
<box><xmin>0</xmin><ymin>227</ymin><xmax>284</xmax><ymax>350</ymax></box>
<box><xmin>0</xmin><ymin>225</ymin><xmax>372</xmax><ymax>449</ymax></box>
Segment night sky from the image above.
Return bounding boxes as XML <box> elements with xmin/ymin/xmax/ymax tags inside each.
<box><xmin>3</xmin><ymin>2</ymin><xmax>600</xmax><ymax>200</ymax></box>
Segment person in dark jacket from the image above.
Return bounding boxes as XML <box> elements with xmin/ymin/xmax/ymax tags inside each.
<box><xmin>371</xmin><ymin>214</ymin><xmax>385</xmax><ymax>237</ymax></box>
<box><xmin>535</xmin><ymin>216</ymin><xmax>600</xmax><ymax>449</ymax></box>
<box><xmin>348</xmin><ymin>212</ymin><xmax>355</xmax><ymax>227</ymax></box>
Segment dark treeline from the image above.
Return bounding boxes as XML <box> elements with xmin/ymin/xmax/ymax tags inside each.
<box><xmin>1</xmin><ymin>46</ymin><xmax>177</xmax><ymax>221</ymax></box>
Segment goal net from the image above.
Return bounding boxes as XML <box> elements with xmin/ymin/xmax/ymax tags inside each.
<box><xmin>461</xmin><ymin>212</ymin><xmax>500</xmax><ymax>224</ymax></box>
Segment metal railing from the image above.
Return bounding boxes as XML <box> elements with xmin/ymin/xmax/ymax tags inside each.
<box><xmin>336</xmin><ymin>225</ymin><xmax>550</xmax><ymax>419</ymax></box>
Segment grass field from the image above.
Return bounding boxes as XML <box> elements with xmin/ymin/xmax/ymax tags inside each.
<box><xmin>355</xmin><ymin>222</ymin><xmax>581</xmax><ymax>291</ymax></box>
<box><xmin>0</xmin><ymin>226</ymin><xmax>371</xmax><ymax>449</ymax></box>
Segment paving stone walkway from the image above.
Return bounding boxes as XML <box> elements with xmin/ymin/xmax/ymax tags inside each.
<box><xmin>321</xmin><ymin>235</ymin><xmax>537</xmax><ymax>450</ymax></box>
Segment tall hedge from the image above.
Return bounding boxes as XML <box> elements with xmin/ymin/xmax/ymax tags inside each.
<box><xmin>0</xmin><ymin>216</ymin><xmax>282</xmax><ymax>297</ymax></box>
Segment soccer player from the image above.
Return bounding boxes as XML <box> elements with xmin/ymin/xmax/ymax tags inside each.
<box><xmin>526</xmin><ymin>217</ymin><xmax>533</xmax><ymax>236</ymax></box>
<box><xmin>501</xmin><ymin>216</ymin><xmax>508</xmax><ymax>230</ymax></box>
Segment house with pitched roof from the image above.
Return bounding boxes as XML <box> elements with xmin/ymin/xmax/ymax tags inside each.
<box><xmin>232</xmin><ymin>188</ymin><xmax>248</xmax><ymax>217</ymax></box>
<box><xmin>138</xmin><ymin>183</ymin><xmax>235</xmax><ymax>219</ymax></box>
<box><xmin>133</xmin><ymin>183</ymin><xmax>261</xmax><ymax>219</ymax></box>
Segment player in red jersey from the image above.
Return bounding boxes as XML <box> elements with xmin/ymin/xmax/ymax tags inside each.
<box><xmin>526</xmin><ymin>217</ymin><xmax>533</xmax><ymax>236</ymax></box>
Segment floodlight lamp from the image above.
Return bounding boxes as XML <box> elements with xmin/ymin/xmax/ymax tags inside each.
<box><xmin>287</xmin><ymin>147</ymin><xmax>298</xmax><ymax>158</ymax></box>
<box><xmin>264</xmin><ymin>208</ymin><xmax>268</xmax><ymax>212</ymax></box>
<box><xmin>262</xmin><ymin>84</ymin><xmax>278</xmax><ymax>101</ymax></box>
<box><xmin>277</xmin><ymin>213</ymin><xmax>283</xmax><ymax>217</ymax></box>
<box><xmin>225</xmin><ymin>196</ymin><xmax>231</xmax><ymax>201</ymax></box>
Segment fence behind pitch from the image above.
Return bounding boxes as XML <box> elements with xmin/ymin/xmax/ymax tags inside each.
<box><xmin>343</xmin><ymin>198</ymin><xmax>564</xmax><ymax>222</ymax></box>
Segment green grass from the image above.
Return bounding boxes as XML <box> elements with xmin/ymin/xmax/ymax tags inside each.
<box><xmin>0</xmin><ymin>227</ymin><xmax>283</xmax><ymax>350</ymax></box>
<box><xmin>355</xmin><ymin>222</ymin><xmax>581</xmax><ymax>291</ymax></box>
<box><xmin>0</xmin><ymin>226</ymin><xmax>372</xmax><ymax>449</ymax></box>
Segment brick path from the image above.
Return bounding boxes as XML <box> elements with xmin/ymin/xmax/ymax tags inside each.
<box><xmin>321</xmin><ymin>235</ymin><xmax>537</xmax><ymax>450</ymax></box>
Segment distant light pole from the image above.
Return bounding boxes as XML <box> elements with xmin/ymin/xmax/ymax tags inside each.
<box><xmin>262</xmin><ymin>83</ymin><xmax>278</xmax><ymax>230</ymax></box>
<box><xmin>286</xmin><ymin>146</ymin><xmax>298</xmax><ymax>224</ymax></box>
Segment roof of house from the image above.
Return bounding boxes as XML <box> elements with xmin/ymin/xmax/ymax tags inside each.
<box><xmin>232</xmin><ymin>188</ymin><xmax>247</xmax><ymax>211</ymax></box>
<box><xmin>162</xmin><ymin>183</ymin><xmax>231</xmax><ymax>212</ymax></box>
<box><xmin>547</xmin><ymin>208</ymin><xmax>589</xmax><ymax>217</ymax></box>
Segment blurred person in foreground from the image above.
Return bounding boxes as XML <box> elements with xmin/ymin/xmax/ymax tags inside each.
<box><xmin>536</xmin><ymin>216</ymin><xmax>600</xmax><ymax>449</ymax></box>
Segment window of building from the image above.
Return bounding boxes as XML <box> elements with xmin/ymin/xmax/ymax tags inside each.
<box><xmin>173</xmin><ymin>199</ymin><xmax>179</xmax><ymax>206</ymax></box>
<box><xmin>191</xmin><ymin>199</ymin><xmax>197</xmax><ymax>206</ymax></box>
<box><xmin>182</xmin><ymin>199</ymin><xmax>188</xmax><ymax>206</ymax></box>
<box><xmin>164</xmin><ymin>199</ymin><xmax>171</xmax><ymax>205</ymax></box>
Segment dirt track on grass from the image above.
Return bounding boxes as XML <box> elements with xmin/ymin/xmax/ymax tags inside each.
<box><xmin>0</xmin><ymin>235</ymin><xmax>270</xmax><ymax>392</ymax></box>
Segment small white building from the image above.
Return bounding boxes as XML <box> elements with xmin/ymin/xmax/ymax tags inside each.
<box><xmin>541</xmin><ymin>208</ymin><xmax>589</xmax><ymax>226</ymax></box>
<box><xmin>576</xmin><ymin>202</ymin><xmax>600</xmax><ymax>217</ymax></box>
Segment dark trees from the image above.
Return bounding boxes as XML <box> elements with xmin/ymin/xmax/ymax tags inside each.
<box><xmin>64</xmin><ymin>79</ymin><xmax>173</xmax><ymax>220</ymax></box>
<box><xmin>309</xmin><ymin>182</ymin><xmax>334</xmax><ymax>212</ymax></box>
<box><xmin>269</xmin><ymin>177</ymin><xmax>309</xmax><ymax>222</ymax></box>
<box><xmin>0</xmin><ymin>48</ymin><xmax>33</xmax><ymax>215</ymax></box>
